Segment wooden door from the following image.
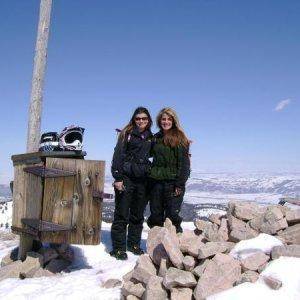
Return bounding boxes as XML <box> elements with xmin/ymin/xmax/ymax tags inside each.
<box><xmin>41</xmin><ymin>158</ymin><xmax>105</xmax><ymax>245</ymax></box>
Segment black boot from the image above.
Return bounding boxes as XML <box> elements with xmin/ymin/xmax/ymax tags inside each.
<box><xmin>127</xmin><ymin>245</ymin><xmax>144</xmax><ymax>255</ymax></box>
<box><xmin>109</xmin><ymin>249</ymin><xmax>128</xmax><ymax>260</ymax></box>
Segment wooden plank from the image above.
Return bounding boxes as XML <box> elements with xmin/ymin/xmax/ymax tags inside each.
<box><xmin>12</xmin><ymin>151</ymin><xmax>86</xmax><ymax>166</ymax></box>
<box><xmin>23</xmin><ymin>165</ymin><xmax>77</xmax><ymax>178</ymax></box>
<box><xmin>41</xmin><ymin>158</ymin><xmax>76</xmax><ymax>243</ymax></box>
<box><xmin>12</xmin><ymin>165</ymin><xmax>26</xmax><ymax>228</ymax></box>
<box><xmin>76</xmin><ymin>160</ymin><xmax>105</xmax><ymax>245</ymax></box>
<box><xmin>12</xmin><ymin>163</ymin><xmax>43</xmax><ymax>228</ymax></box>
<box><xmin>68</xmin><ymin>163</ymin><xmax>85</xmax><ymax>244</ymax></box>
<box><xmin>40</xmin><ymin>158</ymin><xmax>105</xmax><ymax>245</ymax></box>
<box><xmin>12</xmin><ymin>163</ymin><xmax>43</xmax><ymax>259</ymax></box>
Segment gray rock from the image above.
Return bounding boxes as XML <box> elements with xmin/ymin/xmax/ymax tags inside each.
<box><xmin>187</xmin><ymin>236</ymin><xmax>205</xmax><ymax>257</ymax></box>
<box><xmin>102</xmin><ymin>278</ymin><xmax>122</xmax><ymax>288</ymax></box>
<box><xmin>132</xmin><ymin>254</ymin><xmax>157</xmax><ymax>284</ymax></box>
<box><xmin>45</xmin><ymin>258</ymin><xmax>71</xmax><ymax>273</ymax></box>
<box><xmin>0</xmin><ymin>260</ymin><xmax>23</xmax><ymax>281</ymax></box>
<box><xmin>1</xmin><ymin>247</ymin><xmax>18</xmax><ymax>267</ymax></box>
<box><xmin>240</xmin><ymin>251</ymin><xmax>269</xmax><ymax>271</ymax></box>
<box><xmin>249</xmin><ymin>208</ymin><xmax>288</xmax><ymax>235</ymax></box>
<box><xmin>265</xmin><ymin>207</ymin><xmax>284</xmax><ymax>222</ymax></box>
<box><xmin>232</xmin><ymin>201</ymin><xmax>265</xmax><ymax>221</ymax></box>
<box><xmin>277</xmin><ymin>223</ymin><xmax>300</xmax><ymax>244</ymax></box>
<box><xmin>163</xmin><ymin>267</ymin><xmax>197</xmax><ymax>289</ymax></box>
<box><xmin>263</xmin><ymin>275</ymin><xmax>282</xmax><ymax>290</ymax></box>
<box><xmin>227</xmin><ymin>213</ymin><xmax>247</xmax><ymax>231</ymax></box>
<box><xmin>164</xmin><ymin>218</ymin><xmax>178</xmax><ymax>243</ymax></box>
<box><xmin>271</xmin><ymin>245</ymin><xmax>300</xmax><ymax>259</ymax></box>
<box><xmin>257</xmin><ymin>262</ymin><xmax>268</xmax><ymax>273</ymax></box>
<box><xmin>38</xmin><ymin>247</ymin><xmax>59</xmax><ymax>264</ymax></box>
<box><xmin>229</xmin><ymin>226</ymin><xmax>258</xmax><ymax>242</ymax></box>
<box><xmin>218</xmin><ymin>218</ymin><xmax>229</xmax><ymax>241</ymax></box>
<box><xmin>183</xmin><ymin>256</ymin><xmax>196</xmax><ymax>271</ymax></box>
<box><xmin>20</xmin><ymin>252</ymin><xmax>44</xmax><ymax>278</ymax></box>
<box><xmin>203</xmin><ymin>222</ymin><xmax>225</xmax><ymax>242</ymax></box>
<box><xmin>227</xmin><ymin>201</ymin><xmax>236</xmax><ymax>215</ymax></box>
<box><xmin>143</xmin><ymin>275</ymin><xmax>167</xmax><ymax>300</ymax></box>
<box><xmin>194</xmin><ymin>254</ymin><xmax>241</xmax><ymax>300</ymax></box>
<box><xmin>208</xmin><ymin>213</ymin><xmax>222</xmax><ymax>225</ymax></box>
<box><xmin>126</xmin><ymin>296</ymin><xmax>139</xmax><ymax>300</ymax></box>
<box><xmin>158</xmin><ymin>258</ymin><xmax>168</xmax><ymax>277</ymax></box>
<box><xmin>198</xmin><ymin>242</ymin><xmax>227</xmax><ymax>259</ymax></box>
<box><xmin>286</xmin><ymin>210</ymin><xmax>300</xmax><ymax>224</ymax></box>
<box><xmin>194</xmin><ymin>220</ymin><xmax>210</xmax><ymax>232</ymax></box>
<box><xmin>50</xmin><ymin>243</ymin><xmax>74</xmax><ymax>262</ymax></box>
<box><xmin>192</xmin><ymin>259</ymin><xmax>210</xmax><ymax>278</ymax></box>
<box><xmin>236</xmin><ymin>270</ymin><xmax>259</xmax><ymax>284</ymax></box>
<box><xmin>161</xmin><ymin>229</ymin><xmax>184</xmax><ymax>269</ymax></box>
<box><xmin>54</xmin><ymin>243</ymin><xmax>69</xmax><ymax>254</ymax></box>
<box><xmin>170</xmin><ymin>287</ymin><xmax>193</xmax><ymax>300</ymax></box>
<box><xmin>147</xmin><ymin>227</ymin><xmax>169</xmax><ymax>266</ymax></box>
<box><xmin>123</xmin><ymin>270</ymin><xmax>134</xmax><ymax>282</ymax></box>
<box><xmin>59</xmin><ymin>247</ymin><xmax>74</xmax><ymax>262</ymax></box>
<box><xmin>179</xmin><ymin>230</ymin><xmax>197</xmax><ymax>253</ymax></box>
<box><xmin>221</xmin><ymin>241</ymin><xmax>236</xmax><ymax>253</ymax></box>
<box><xmin>121</xmin><ymin>281</ymin><xmax>145</xmax><ymax>298</ymax></box>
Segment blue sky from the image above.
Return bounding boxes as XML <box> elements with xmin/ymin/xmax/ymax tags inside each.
<box><xmin>1</xmin><ymin>0</ymin><xmax>300</xmax><ymax>183</ymax></box>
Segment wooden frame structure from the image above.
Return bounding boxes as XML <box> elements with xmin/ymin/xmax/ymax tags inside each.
<box><xmin>11</xmin><ymin>152</ymin><xmax>106</xmax><ymax>251</ymax></box>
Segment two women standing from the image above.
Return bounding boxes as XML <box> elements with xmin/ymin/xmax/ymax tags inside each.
<box><xmin>110</xmin><ymin>107</ymin><xmax>190</xmax><ymax>260</ymax></box>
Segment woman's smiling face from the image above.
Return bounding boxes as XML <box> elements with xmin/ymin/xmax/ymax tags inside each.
<box><xmin>134</xmin><ymin>113</ymin><xmax>149</xmax><ymax>132</ymax></box>
<box><xmin>160</xmin><ymin>113</ymin><xmax>173</xmax><ymax>131</ymax></box>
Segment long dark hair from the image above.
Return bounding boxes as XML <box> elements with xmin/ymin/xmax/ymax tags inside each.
<box><xmin>119</xmin><ymin>107</ymin><xmax>152</xmax><ymax>140</ymax></box>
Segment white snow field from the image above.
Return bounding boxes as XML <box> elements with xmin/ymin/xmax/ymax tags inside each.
<box><xmin>0</xmin><ymin>221</ymin><xmax>299</xmax><ymax>300</ymax></box>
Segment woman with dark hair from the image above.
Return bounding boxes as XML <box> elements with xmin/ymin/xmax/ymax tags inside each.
<box><xmin>110</xmin><ymin>107</ymin><xmax>153</xmax><ymax>260</ymax></box>
<box><xmin>147</xmin><ymin>107</ymin><xmax>190</xmax><ymax>233</ymax></box>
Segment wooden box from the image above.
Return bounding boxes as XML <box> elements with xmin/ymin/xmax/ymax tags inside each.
<box><xmin>11</xmin><ymin>152</ymin><xmax>105</xmax><ymax>245</ymax></box>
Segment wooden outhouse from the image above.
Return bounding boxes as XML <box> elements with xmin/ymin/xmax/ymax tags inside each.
<box><xmin>11</xmin><ymin>151</ymin><xmax>108</xmax><ymax>245</ymax></box>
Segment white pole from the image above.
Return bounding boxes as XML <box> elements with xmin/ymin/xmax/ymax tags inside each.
<box><xmin>27</xmin><ymin>0</ymin><xmax>52</xmax><ymax>152</ymax></box>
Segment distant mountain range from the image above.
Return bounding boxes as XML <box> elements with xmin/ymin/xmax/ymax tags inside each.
<box><xmin>1</xmin><ymin>173</ymin><xmax>299</xmax><ymax>198</ymax></box>
<box><xmin>0</xmin><ymin>184</ymin><xmax>11</xmax><ymax>198</ymax></box>
<box><xmin>186</xmin><ymin>172</ymin><xmax>300</xmax><ymax>195</ymax></box>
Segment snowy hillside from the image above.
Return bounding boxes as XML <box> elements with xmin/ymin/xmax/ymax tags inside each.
<box><xmin>187</xmin><ymin>172</ymin><xmax>300</xmax><ymax>195</ymax></box>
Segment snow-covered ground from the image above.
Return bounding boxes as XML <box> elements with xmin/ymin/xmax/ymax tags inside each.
<box><xmin>0</xmin><ymin>221</ymin><xmax>300</xmax><ymax>299</ymax></box>
<box><xmin>0</xmin><ymin>172</ymin><xmax>299</xmax><ymax>299</ymax></box>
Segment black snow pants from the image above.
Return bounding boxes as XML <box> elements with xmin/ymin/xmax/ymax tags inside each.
<box><xmin>111</xmin><ymin>177</ymin><xmax>148</xmax><ymax>251</ymax></box>
<box><xmin>147</xmin><ymin>180</ymin><xmax>184</xmax><ymax>233</ymax></box>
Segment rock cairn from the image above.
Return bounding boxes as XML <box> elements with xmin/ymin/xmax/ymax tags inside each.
<box><xmin>121</xmin><ymin>201</ymin><xmax>300</xmax><ymax>299</ymax></box>
<box><xmin>0</xmin><ymin>243</ymin><xmax>74</xmax><ymax>281</ymax></box>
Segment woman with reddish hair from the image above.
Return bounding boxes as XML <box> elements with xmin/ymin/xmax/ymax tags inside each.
<box><xmin>147</xmin><ymin>107</ymin><xmax>190</xmax><ymax>233</ymax></box>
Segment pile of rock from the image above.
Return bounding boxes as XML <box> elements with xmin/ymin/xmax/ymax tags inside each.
<box><xmin>120</xmin><ymin>201</ymin><xmax>300</xmax><ymax>299</ymax></box>
<box><xmin>0</xmin><ymin>243</ymin><xmax>74</xmax><ymax>281</ymax></box>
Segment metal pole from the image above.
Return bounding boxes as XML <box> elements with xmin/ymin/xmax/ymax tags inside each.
<box><xmin>26</xmin><ymin>0</ymin><xmax>52</xmax><ymax>152</ymax></box>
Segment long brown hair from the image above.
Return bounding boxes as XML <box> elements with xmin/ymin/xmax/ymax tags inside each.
<box><xmin>119</xmin><ymin>107</ymin><xmax>152</xmax><ymax>141</ymax></box>
<box><xmin>156</xmin><ymin>107</ymin><xmax>189</xmax><ymax>148</ymax></box>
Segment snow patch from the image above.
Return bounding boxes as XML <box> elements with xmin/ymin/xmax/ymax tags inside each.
<box><xmin>208</xmin><ymin>257</ymin><xmax>300</xmax><ymax>300</ymax></box>
<box><xmin>230</xmin><ymin>233</ymin><xmax>283</xmax><ymax>260</ymax></box>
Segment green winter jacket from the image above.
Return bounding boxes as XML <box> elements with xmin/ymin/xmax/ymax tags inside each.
<box><xmin>149</xmin><ymin>132</ymin><xmax>190</xmax><ymax>188</ymax></box>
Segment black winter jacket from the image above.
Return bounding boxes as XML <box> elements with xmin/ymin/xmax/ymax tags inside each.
<box><xmin>111</xmin><ymin>126</ymin><xmax>153</xmax><ymax>181</ymax></box>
